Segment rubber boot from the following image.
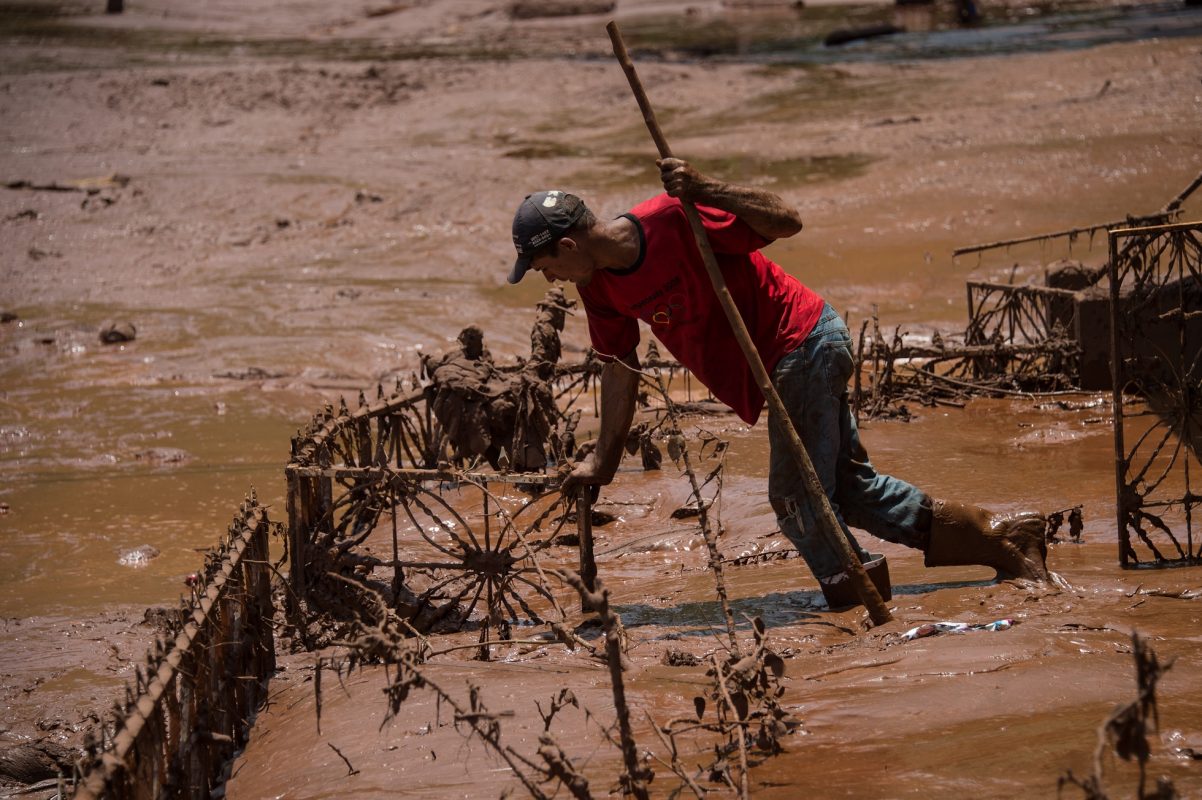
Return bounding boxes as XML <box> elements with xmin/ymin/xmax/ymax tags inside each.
<box><xmin>924</xmin><ymin>499</ymin><xmax>1051</xmax><ymax>582</ymax></box>
<box><xmin>819</xmin><ymin>554</ymin><xmax>892</xmax><ymax>610</ymax></box>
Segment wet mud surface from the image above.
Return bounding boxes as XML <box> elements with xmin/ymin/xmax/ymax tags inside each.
<box><xmin>2</xmin><ymin>0</ymin><xmax>1201</xmax><ymax>794</ymax></box>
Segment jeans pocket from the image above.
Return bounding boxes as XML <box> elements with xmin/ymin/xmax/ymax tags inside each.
<box><xmin>823</xmin><ymin>338</ymin><xmax>854</xmax><ymax>399</ymax></box>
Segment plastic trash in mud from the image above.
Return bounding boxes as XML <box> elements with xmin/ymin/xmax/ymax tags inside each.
<box><xmin>901</xmin><ymin>619</ymin><xmax>1015</xmax><ymax>641</ymax></box>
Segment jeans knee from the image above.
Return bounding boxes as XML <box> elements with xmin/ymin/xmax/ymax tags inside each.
<box><xmin>769</xmin><ymin>492</ymin><xmax>799</xmax><ymax>521</ymax></box>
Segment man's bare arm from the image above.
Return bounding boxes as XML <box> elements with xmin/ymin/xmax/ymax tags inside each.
<box><xmin>563</xmin><ymin>349</ymin><xmax>640</xmax><ymax>490</ymax></box>
<box><xmin>658</xmin><ymin>157</ymin><xmax>803</xmax><ymax>241</ymax></box>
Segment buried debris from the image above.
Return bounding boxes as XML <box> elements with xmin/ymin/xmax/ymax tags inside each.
<box><xmin>900</xmin><ymin>619</ymin><xmax>1015</xmax><ymax>641</ymax></box>
<box><xmin>1047</xmin><ymin>506</ymin><xmax>1086</xmax><ymax>543</ymax></box>
<box><xmin>423</xmin><ymin>288</ymin><xmax>577</xmax><ymax>471</ymax></box>
<box><xmin>278</xmin><ymin>289</ymin><xmax>809</xmax><ymax>796</ymax></box>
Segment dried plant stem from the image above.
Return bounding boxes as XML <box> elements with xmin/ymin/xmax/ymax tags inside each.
<box><xmin>711</xmin><ymin>656</ymin><xmax>750</xmax><ymax>799</ymax></box>
<box><xmin>644</xmin><ymin>711</ymin><xmax>708</xmax><ymax>799</ymax></box>
<box><xmin>554</xmin><ymin>569</ymin><xmax>651</xmax><ymax>800</ymax></box>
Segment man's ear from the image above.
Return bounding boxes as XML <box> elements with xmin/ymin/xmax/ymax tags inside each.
<box><xmin>558</xmin><ymin>236</ymin><xmax>578</xmax><ymax>252</ymax></box>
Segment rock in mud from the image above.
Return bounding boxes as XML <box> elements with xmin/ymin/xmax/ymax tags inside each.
<box><xmin>662</xmin><ymin>648</ymin><xmax>702</xmax><ymax>667</ymax></box>
<box><xmin>141</xmin><ymin>605</ymin><xmax>184</xmax><ymax>633</ymax></box>
<box><xmin>118</xmin><ymin>544</ymin><xmax>160</xmax><ymax>567</ymax></box>
<box><xmin>132</xmin><ymin>447</ymin><xmax>192</xmax><ymax>466</ymax></box>
<box><xmin>0</xmin><ymin>740</ymin><xmax>76</xmax><ymax>785</ymax></box>
<box><xmin>98</xmin><ymin>321</ymin><xmax>136</xmax><ymax>344</ymax></box>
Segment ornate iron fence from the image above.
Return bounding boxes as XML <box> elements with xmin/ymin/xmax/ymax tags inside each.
<box><xmin>1109</xmin><ymin>221</ymin><xmax>1202</xmax><ymax>567</ymax></box>
<box><xmin>72</xmin><ymin>496</ymin><xmax>276</xmax><ymax>799</ymax></box>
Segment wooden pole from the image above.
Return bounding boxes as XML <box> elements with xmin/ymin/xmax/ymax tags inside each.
<box><xmin>606</xmin><ymin>21</ymin><xmax>891</xmax><ymax>625</ymax></box>
<box><xmin>577</xmin><ymin>486</ymin><xmax>598</xmax><ymax>613</ymax></box>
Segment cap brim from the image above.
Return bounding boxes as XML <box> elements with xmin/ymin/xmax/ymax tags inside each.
<box><xmin>508</xmin><ymin>255</ymin><xmax>532</xmax><ymax>285</ymax></box>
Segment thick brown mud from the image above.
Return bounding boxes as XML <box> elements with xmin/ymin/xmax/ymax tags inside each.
<box><xmin>2</xmin><ymin>0</ymin><xmax>1202</xmax><ymax>794</ymax></box>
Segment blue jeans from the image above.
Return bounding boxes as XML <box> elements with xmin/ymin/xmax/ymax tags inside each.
<box><xmin>768</xmin><ymin>304</ymin><xmax>930</xmax><ymax>581</ymax></box>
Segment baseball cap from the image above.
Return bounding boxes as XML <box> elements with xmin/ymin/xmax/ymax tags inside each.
<box><xmin>509</xmin><ymin>190</ymin><xmax>586</xmax><ymax>284</ymax></box>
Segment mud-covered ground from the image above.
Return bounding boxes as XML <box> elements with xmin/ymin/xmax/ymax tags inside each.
<box><xmin>2</xmin><ymin>0</ymin><xmax>1201</xmax><ymax>795</ymax></box>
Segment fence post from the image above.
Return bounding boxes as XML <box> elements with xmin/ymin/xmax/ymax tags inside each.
<box><xmin>286</xmin><ymin>470</ymin><xmax>307</xmax><ymax>601</ymax></box>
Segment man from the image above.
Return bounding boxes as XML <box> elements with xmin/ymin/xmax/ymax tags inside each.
<box><xmin>507</xmin><ymin>159</ymin><xmax>1052</xmax><ymax>608</ymax></box>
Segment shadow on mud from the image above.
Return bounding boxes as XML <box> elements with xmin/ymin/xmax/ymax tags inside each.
<box><xmin>611</xmin><ymin>578</ymin><xmax>996</xmax><ymax>632</ymax></box>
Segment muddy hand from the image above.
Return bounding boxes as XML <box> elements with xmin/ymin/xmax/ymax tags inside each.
<box><xmin>560</xmin><ymin>451</ymin><xmax>610</xmax><ymax>498</ymax></box>
<box><xmin>658</xmin><ymin>157</ymin><xmax>708</xmax><ymax>202</ymax></box>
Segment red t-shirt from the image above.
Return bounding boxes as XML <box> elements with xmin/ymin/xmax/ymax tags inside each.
<box><xmin>579</xmin><ymin>194</ymin><xmax>825</xmax><ymax>425</ymax></box>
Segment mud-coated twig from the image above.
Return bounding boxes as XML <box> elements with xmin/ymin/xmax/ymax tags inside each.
<box><xmin>711</xmin><ymin>655</ymin><xmax>750</xmax><ymax>799</ymax></box>
<box><xmin>327</xmin><ymin>742</ymin><xmax>360</xmax><ymax>776</ymax></box>
<box><xmin>644</xmin><ymin>710</ymin><xmax>708</xmax><ymax>799</ymax></box>
<box><xmin>552</xmin><ymin>568</ymin><xmax>652</xmax><ymax>800</ymax></box>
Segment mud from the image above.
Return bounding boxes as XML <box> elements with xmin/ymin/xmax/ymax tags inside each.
<box><xmin>2</xmin><ymin>0</ymin><xmax>1202</xmax><ymax>795</ymax></box>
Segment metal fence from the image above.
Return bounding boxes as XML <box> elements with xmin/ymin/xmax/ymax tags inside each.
<box><xmin>72</xmin><ymin>496</ymin><xmax>276</xmax><ymax>799</ymax></box>
<box><xmin>1109</xmin><ymin>221</ymin><xmax>1202</xmax><ymax>567</ymax></box>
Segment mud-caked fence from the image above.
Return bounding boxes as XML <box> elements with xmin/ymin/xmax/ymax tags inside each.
<box><xmin>71</xmin><ymin>498</ymin><xmax>275</xmax><ymax>799</ymax></box>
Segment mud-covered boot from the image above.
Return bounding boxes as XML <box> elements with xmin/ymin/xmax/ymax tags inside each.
<box><xmin>819</xmin><ymin>554</ymin><xmax>892</xmax><ymax>610</ymax></box>
<box><xmin>924</xmin><ymin>499</ymin><xmax>1051</xmax><ymax>582</ymax></box>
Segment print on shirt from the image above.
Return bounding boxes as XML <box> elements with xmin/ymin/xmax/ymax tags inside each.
<box><xmin>629</xmin><ymin>275</ymin><xmax>688</xmax><ymax>329</ymax></box>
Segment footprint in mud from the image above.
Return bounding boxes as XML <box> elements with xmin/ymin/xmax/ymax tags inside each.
<box><xmin>117</xmin><ymin>544</ymin><xmax>160</xmax><ymax>567</ymax></box>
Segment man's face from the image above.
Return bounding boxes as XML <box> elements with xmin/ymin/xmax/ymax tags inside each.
<box><xmin>530</xmin><ymin>240</ymin><xmax>594</xmax><ymax>286</ymax></box>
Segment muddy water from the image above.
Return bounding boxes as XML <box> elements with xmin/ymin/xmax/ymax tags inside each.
<box><xmin>2</xmin><ymin>0</ymin><xmax>1201</xmax><ymax>792</ymax></box>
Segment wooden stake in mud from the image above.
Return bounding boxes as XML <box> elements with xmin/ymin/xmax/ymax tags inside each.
<box><xmin>606</xmin><ymin>21</ymin><xmax>892</xmax><ymax>625</ymax></box>
<box><xmin>577</xmin><ymin>486</ymin><xmax>599</xmax><ymax>613</ymax></box>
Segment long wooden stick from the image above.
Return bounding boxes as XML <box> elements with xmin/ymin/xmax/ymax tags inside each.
<box><xmin>606</xmin><ymin>21</ymin><xmax>891</xmax><ymax>625</ymax></box>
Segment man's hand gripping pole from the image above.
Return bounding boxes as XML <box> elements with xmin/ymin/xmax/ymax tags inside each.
<box><xmin>606</xmin><ymin>21</ymin><xmax>892</xmax><ymax>626</ymax></box>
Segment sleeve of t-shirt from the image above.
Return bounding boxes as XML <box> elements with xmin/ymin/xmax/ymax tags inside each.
<box><xmin>581</xmin><ymin>290</ymin><xmax>640</xmax><ymax>362</ymax></box>
<box><xmin>693</xmin><ymin>202</ymin><xmax>772</xmax><ymax>254</ymax></box>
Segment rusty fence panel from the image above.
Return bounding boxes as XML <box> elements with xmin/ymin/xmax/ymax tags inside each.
<box><xmin>72</xmin><ymin>496</ymin><xmax>276</xmax><ymax>799</ymax></box>
<box><xmin>1108</xmin><ymin>221</ymin><xmax>1202</xmax><ymax>567</ymax></box>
